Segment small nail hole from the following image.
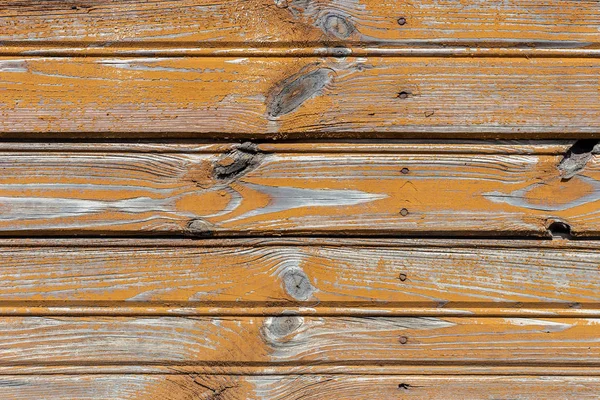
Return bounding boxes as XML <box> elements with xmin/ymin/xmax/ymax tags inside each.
<box><xmin>398</xmin><ymin>91</ymin><xmax>410</xmax><ymax>99</ymax></box>
<box><xmin>399</xmin><ymin>336</ymin><xmax>408</xmax><ymax>344</ymax></box>
<box><xmin>399</xmin><ymin>273</ymin><xmax>407</xmax><ymax>281</ymax></box>
<box><xmin>401</xmin><ymin>167</ymin><xmax>409</xmax><ymax>174</ymax></box>
<box><xmin>400</xmin><ymin>208</ymin><xmax>409</xmax><ymax>216</ymax></box>
<box><xmin>398</xmin><ymin>383</ymin><xmax>411</xmax><ymax>390</ymax></box>
<box><xmin>397</xmin><ymin>17</ymin><xmax>407</xmax><ymax>26</ymax></box>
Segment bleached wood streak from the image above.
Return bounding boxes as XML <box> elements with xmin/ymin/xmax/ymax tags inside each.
<box><xmin>1</xmin><ymin>0</ymin><xmax>600</xmax><ymax>48</ymax></box>
<box><xmin>0</xmin><ymin>374</ymin><xmax>600</xmax><ymax>399</ymax></box>
<box><xmin>0</xmin><ymin>316</ymin><xmax>598</xmax><ymax>365</ymax></box>
<box><xmin>1</xmin><ymin>149</ymin><xmax>600</xmax><ymax>235</ymax></box>
<box><xmin>1</xmin><ymin>57</ymin><xmax>600</xmax><ymax>137</ymax></box>
<box><xmin>0</xmin><ymin>241</ymin><xmax>599</xmax><ymax>314</ymax></box>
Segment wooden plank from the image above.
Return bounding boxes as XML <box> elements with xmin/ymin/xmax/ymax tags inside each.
<box><xmin>1</xmin><ymin>146</ymin><xmax>600</xmax><ymax>236</ymax></box>
<box><xmin>1</xmin><ymin>57</ymin><xmax>600</xmax><ymax>138</ymax></box>
<box><xmin>0</xmin><ymin>316</ymin><xmax>598</xmax><ymax>365</ymax></box>
<box><xmin>2</xmin><ymin>0</ymin><xmax>600</xmax><ymax>49</ymax></box>
<box><xmin>3</xmin><ymin>364</ymin><xmax>600</xmax><ymax>376</ymax></box>
<box><xmin>1</xmin><ymin>374</ymin><xmax>600</xmax><ymax>399</ymax></box>
<box><xmin>0</xmin><ymin>141</ymin><xmax>574</xmax><ymax>155</ymax></box>
<box><xmin>0</xmin><ymin>239</ymin><xmax>599</xmax><ymax>316</ymax></box>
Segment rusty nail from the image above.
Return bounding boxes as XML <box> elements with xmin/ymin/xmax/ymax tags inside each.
<box><xmin>400</xmin><ymin>208</ymin><xmax>409</xmax><ymax>216</ymax></box>
<box><xmin>399</xmin><ymin>336</ymin><xmax>408</xmax><ymax>344</ymax></box>
<box><xmin>397</xmin><ymin>17</ymin><xmax>407</xmax><ymax>26</ymax></box>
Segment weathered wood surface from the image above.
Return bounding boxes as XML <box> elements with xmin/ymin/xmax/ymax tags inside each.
<box><xmin>0</xmin><ymin>239</ymin><xmax>599</xmax><ymax>316</ymax></box>
<box><xmin>1</xmin><ymin>374</ymin><xmax>600</xmax><ymax>399</ymax></box>
<box><xmin>2</xmin><ymin>57</ymin><xmax>600</xmax><ymax>138</ymax></box>
<box><xmin>0</xmin><ymin>316</ymin><xmax>598</xmax><ymax>365</ymax></box>
<box><xmin>2</xmin><ymin>146</ymin><xmax>600</xmax><ymax>236</ymax></box>
<box><xmin>2</xmin><ymin>0</ymin><xmax>600</xmax><ymax>49</ymax></box>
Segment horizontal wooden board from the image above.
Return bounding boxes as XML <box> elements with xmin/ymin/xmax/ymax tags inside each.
<box><xmin>0</xmin><ymin>239</ymin><xmax>599</xmax><ymax>315</ymax></box>
<box><xmin>2</xmin><ymin>0</ymin><xmax>600</xmax><ymax>49</ymax></box>
<box><xmin>1</xmin><ymin>57</ymin><xmax>600</xmax><ymax>138</ymax></box>
<box><xmin>0</xmin><ymin>316</ymin><xmax>598</xmax><ymax>365</ymax></box>
<box><xmin>1</xmin><ymin>374</ymin><xmax>600</xmax><ymax>399</ymax></box>
<box><xmin>1</xmin><ymin>146</ymin><xmax>600</xmax><ymax>236</ymax></box>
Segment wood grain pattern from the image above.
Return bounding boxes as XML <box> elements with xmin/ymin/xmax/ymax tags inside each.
<box><xmin>1</xmin><ymin>374</ymin><xmax>600</xmax><ymax>399</ymax></box>
<box><xmin>0</xmin><ymin>239</ymin><xmax>599</xmax><ymax>316</ymax></box>
<box><xmin>0</xmin><ymin>316</ymin><xmax>598</xmax><ymax>366</ymax></box>
<box><xmin>1</xmin><ymin>57</ymin><xmax>600</xmax><ymax>138</ymax></box>
<box><xmin>2</xmin><ymin>0</ymin><xmax>600</xmax><ymax>48</ymax></box>
<box><xmin>2</xmin><ymin>146</ymin><xmax>600</xmax><ymax>236</ymax></box>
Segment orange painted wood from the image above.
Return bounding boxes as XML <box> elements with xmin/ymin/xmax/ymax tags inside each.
<box><xmin>1</xmin><ymin>57</ymin><xmax>600</xmax><ymax>138</ymax></box>
<box><xmin>2</xmin><ymin>0</ymin><xmax>599</xmax><ymax>49</ymax></box>
<box><xmin>0</xmin><ymin>144</ymin><xmax>598</xmax><ymax>236</ymax></box>
<box><xmin>0</xmin><ymin>374</ymin><xmax>599</xmax><ymax>399</ymax></box>
<box><xmin>0</xmin><ymin>316</ymin><xmax>598</xmax><ymax>366</ymax></box>
<box><xmin>0</xmin><ymin>238</ymin><xmax>598</xmax><ymax>316</ymax></box>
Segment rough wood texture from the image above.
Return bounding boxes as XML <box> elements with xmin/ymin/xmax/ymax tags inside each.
<box><xmin>2</xmin><ymin>57</ymin><xmax>600</xmax><ymax>138</ymax></box>
<box><xmin>1</xmin><ymin>374</ymin><xmax>600</xmax><ymax>399</ymax></box>
<box><xmin>2</xmin><ymin>0</ymin><xmax>600</xmax><ymax>48</ymax></box>
<box><xmin>0</xmin><ymin>239</ymin><xmax>599</xmax><ymax>316</ymax></box>
<box><xmin>1</xmin><ymin>145</ymin><xmax>600</xmax><ymax>236</ymax></box>
<box><xmin>0</xmin><ymin>316</ymin><xmax>598</xmax><ymax>365</ymax></box>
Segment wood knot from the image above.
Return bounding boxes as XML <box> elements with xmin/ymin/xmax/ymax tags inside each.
<box><xmin>558</xmin><ymin>139</ymin><xmax>600</xmax><ymax>180</ymax></box>
<box><xmin>320</xmin><ymin>13</ymin><xmax>355</xmax><ymax>39</ymax></box>
<box><xmin>267</xmin><ymin>67</ymin><xmax>334</xmax><ymax>118</ymax></box>
<box><xmin>185</xmin><ymin>219</ymin><xmax>214</xmax><ymax>237</ymax></box>
<box><xmin>214</xmin><ymin>142</ymin><xmax>263</xmax><ymax>181</ymax></box>
<box><xmin>264</xmin><ymin>316</ymin><xmax>304</xmax><ymax>340</ymax></box>
<box><xmin>282</xmin><ymin>268</ymin><xmax>315</xmax><ymax>301</ymax></box>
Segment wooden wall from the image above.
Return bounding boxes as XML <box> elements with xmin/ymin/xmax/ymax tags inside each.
<box><xmin>1</xmin><ymin>1</ymin><xmax>600</xmax><ymax>398</ymax></box>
